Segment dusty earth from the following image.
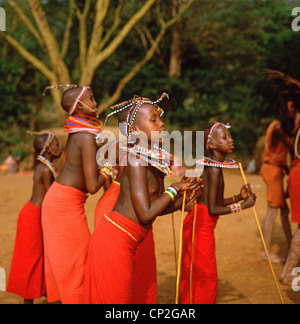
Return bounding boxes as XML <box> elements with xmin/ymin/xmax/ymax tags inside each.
<box><xmin>0</xmin><ymin>170</ymin><xmax>299</xmax><ymax>305</ymax></box>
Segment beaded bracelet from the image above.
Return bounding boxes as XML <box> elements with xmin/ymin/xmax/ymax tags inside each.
<box><xmin>99</xmin><ymin>163</ymin><xmax>112</xmax><ymax>182</ymax></box>
<box><xmin>99</xmin><ymin>171</ymin><xmax>108</xmax><ymax>182</ymax></box>
<box><xmin>230</xmin><ymin>203</ymin><xmax>242</xmax><ymax>214</ymax></box>
<box><xmin>164</xmin><ymin>187</ymin><xmax>178</xmax><ymax>202</ymax></box>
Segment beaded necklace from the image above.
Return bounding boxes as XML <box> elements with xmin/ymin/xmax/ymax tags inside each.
<box><xmin>37</xmin><ymin>155</ymin><xmax>57</xmax><ymax>179</ymax></box>
<box><xmin>120</xmin><ymin>144</ymin><xmax>173</xmax><ymax>175</ymax></box>
<box><xmin>196</xmin><ymin>157</ymin><xmax>239</xmax><ymax>169</ymax></box>
<box><xmin>64</xmin><ymin>115</ymin><xmax>103</xmax><ymax>136</ymax></box>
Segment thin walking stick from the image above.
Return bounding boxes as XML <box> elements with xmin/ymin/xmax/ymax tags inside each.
<box><xmin>239</xmin><ymin>163</ymin><xmax>285</xmax><ymax>305</ymax></box>
<box><xmin>170</xmin><ymin>176</ymin><xmax>177</xmax><ymax>277</ymax></box>
<box><xmin>175</xmin><ymin>190</ymin><xmax>187</xmax><ymax>304</ymax></box>
<box><xmin>189</xmin><ymin>203</ymin><xmax>197</xmax><ymax>304</ymax></box>
<box><xmin>172</xmin><ymin>213</ymin><xmax>178</xmax><ymax>277</ymax></box>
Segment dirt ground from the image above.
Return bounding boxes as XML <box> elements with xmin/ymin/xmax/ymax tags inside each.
<box><xmin>0</xmin><ymin>170</ymin><xmax>299</xmax><ymax>305</ymax></box>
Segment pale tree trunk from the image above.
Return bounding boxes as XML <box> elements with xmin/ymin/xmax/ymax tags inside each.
<box><xmin>169</xmin><ymin>0</ymin><xmax>182</xmax><ymax>78</ymax></box>
<box><xmin>0</xmin><ymin>0</ymin><xmax>195</xmax><ymax>125</ymax></box>
<box><xmin>79</xmin><ymin>0</ymin><xmax>157</xmax><ymax>85</ymax></box>
<box><xmin>169</xmin><ymin>23</ymin><xmax>181</xmax><ymax>78</ymax></box>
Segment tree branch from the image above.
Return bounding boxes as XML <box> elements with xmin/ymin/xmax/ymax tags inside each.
<box><xmin>97</xmin><ymin>0</ymin><xmax>195</xmax><ymax>114</ymax></box>
<box><xmin>75</xmin><ymin>0</ymin><xmax>91</xmax><ymax>74</ymax></box>
<box><xmin>7</xmin><ymin>0</ymin><xmax>46</xmax><ymax>51</ymax></box>
<box><xmin>28</xmin><ymin>0</ymin><xmax>70</xmax><ymax>83</ymax></box>
<box><xmin>0</xmin><ymin>31</ymin><xmax>55</xmax><ymax>81</ymax></box>
<box><xmin>61</xmin><ymin>0</ymin><xmax>76</xmax><ymax>59</ymax></box>
<box><xmin>86</xmin><ymin>0</ymin><xmax>110</xmax><ymax>59</ymax></box>
<box><xmin>97</xmin><ymin>0</ymin><xmax>124</xmax><ymax>52</ymax></box>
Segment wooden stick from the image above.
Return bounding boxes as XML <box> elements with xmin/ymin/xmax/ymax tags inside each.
<box><xmin>189</xmin><ymin>203</ymin><xmax>197</xmax><ymax>304</ymax></box>
<box><xmin>238</xmin><ymin>163</ymin><xmax>285</xmax><ymax>305</ymax></box>
<box><xmin>175</xmin><ymin>190</ymin><xmax>187</xmax><ymax>304</ymax></box>
<box><xmin>172</xmin><ymin>213</ymin><xmax>178</xmax><ymax>277</ymax></box>
<box><xmin>170</xmin><ymin>176</ymin><xmax>177</xmax><ymax>277</ymax></box>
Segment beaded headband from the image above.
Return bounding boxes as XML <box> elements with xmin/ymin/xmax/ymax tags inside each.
<box><xmin>43</xmin><ymin>84</ymin><xmax>92</xmax><ymax>115</ymax></box>
<box><xmin>27</xmin><ymin>131</ymin><xmax>56</xmax><ymax>155</ymax></box>
<box><xmin>104</xmin><ymin>92</ymin><xmax>169</xmax><ymax>137</ymax></box>
<box><xmin>206</xmin><ymin>122</ymin><xmax>231</xmax><ymax>150</ymax></box>
<box><xmin>43</xmin><ymin>84</ymin><xmax>78</xmax><ymax>96</ymax></box>
<box><xmin>68</xmin><ymin>86</ymin><xmax>91</xmax><ymax>115</ymax></box>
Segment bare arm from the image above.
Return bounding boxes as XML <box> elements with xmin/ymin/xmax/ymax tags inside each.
<box><xmin>127</xmin><ymin>163</ymin><xmax>195</xmax><ymax>225</ymax></box>
<box><xmin>223</xmin><ymin>184</ymin><xmax>252</xmax><ymax>206</ymax></box>
<box><xmin>207</xmin><ymin>168</ymin><xmax>232</xmax><ymax>216</ymax></box>
<box><xmin>80</xmin><ymin>133</ymin><xmax>107</xmax><ymax>194</ymax></box>
<box><xmin>41</xmin><ymin>166</ymin><xmax>54</xmax><ymax>192</ymax></box>
<box><xmin>273</xmin><ymin>124</ymin><xmax>294</xmax><ymax>150</ymax></box>
<box><xmin>208</xmin><ymin>168</ymin><xmax>256</xmax><ymax>216</ymax></box>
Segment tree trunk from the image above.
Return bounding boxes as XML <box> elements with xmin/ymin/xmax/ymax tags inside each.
<box><xmin>169</xmin><ymin>23</ymin><xmax>181</xmax><ymax>78</ymax></box>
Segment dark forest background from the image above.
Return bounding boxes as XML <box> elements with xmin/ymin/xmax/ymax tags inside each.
<box><xmin>1</xmin><ymin>0</ymin><xmax>300</xmax><ymax>163</ymax></box>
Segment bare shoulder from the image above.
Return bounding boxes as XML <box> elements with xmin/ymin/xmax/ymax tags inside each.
<box><xmin>34</xmin><ymin>163</ymin><xmax>52</xmax><ymax>181</ymax></box>
<box><xmin>206</xmin><ymin>166</ymin><xmax>222</xmax><ymax>178</ymax></box>
<box><xmin>70</xmin><ymin>132</ymin><xmax>96</xmax><ymax>146</ymax></box>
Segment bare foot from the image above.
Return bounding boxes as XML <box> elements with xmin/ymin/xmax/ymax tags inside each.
<box><xmin>261</xmin><ymin>251</ymin><xmax>285</xmax><ymax>264</ymax></box>
<box><xmin>279</xmin><ymin>275</ymin><xmax>294</xmax><ymax>286</ymax></box>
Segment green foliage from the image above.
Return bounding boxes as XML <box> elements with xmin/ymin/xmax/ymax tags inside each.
<box><xmin>1</xmin><ymin>0</ymin><xmax>300</xmax><ymax>160</ymax></box>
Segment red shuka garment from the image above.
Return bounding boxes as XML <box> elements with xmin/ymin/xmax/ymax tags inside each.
<box><xmin>92</xmin><ymin>182</ymin><xmax>157</xmax><ymax>304</ymax></box>
<box><xmin>180</xmin><ymin>204</ymin><xmax>219</xmax><ymax>304</ymax></box>
<box><xmin>42</xmin><ymin>181</ymin><xmax>90</xmax><ymax>304</ymax></box>
<box><xmin>84</xmin><ymin>211</ymin><xmax>149</xmax><ymax>304</ymax></box>
<box><xmin>7</xmin><ymin>201</ymin><xmax>46</xmax><ymax>300</ymax></box>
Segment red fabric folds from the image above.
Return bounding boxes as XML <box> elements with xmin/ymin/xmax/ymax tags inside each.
<box><xmin>7</xmin><ymin>202</ymin><xmax>46</xmax><ymax>300</ymax></box>
<box><xmin>180</xmin><ymin>204</ymin><xmax>219</xmax><ymax>304</ymax></box>
<box><xmin>93</xmin><ymin>182</ymin><xmax>157</xmax><ymax>304</ymax></box>
<box><xmin>94</xmin><ymin>181</ymin><xmax>120</xmax><ymax>229</ymax></box>
<box><xmin>42</xmin><ymin>181</ymin><xmax>90</xmax><ymax>304</ymax></box>
<box><xmin>133</xmin><ymin>227</ymin><xmax>157</xmax><ymax>304</ymax></box>
<box><xmin>84</xmin><ymin>211</ymin><xmax>149</xmax><ymax>304</ymax></box>
<box><xmin>289</xmin><ymin>160</ymin><xmax>300</xmax><ymax>224</ymax></box>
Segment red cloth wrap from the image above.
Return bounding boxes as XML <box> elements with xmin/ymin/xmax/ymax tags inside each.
<box><xmin>93</xmin><ymin>183</ymin><xmax>157</xmax><ymax>304</ymax></box>
<box><xmin>289</xmin><ymin>160</ymin><xmax>300</xmax><ymax>224</ymax></box>
<box><xmin>94</xmin><ymin>181</ymin><xmax>120</xmax><ymax>229</ymax></box>
<box><xmin>42</xmin><ymin>181</ymin><xmax>90</xmax><ymax>304</ymax></box>
<box><xmin>84</xmin><ymin>211</ymin><xmax>149</xmax><ymax>304</ymax></box>
<box><xmin>7</xmin><ymin>201</ymin><xmax>46</xmax><ymax>300</ymax></box>
<box><xmin>180</xmin><ymin>204</ymin><xmax>219</xmax><ymax>304</ymax></box>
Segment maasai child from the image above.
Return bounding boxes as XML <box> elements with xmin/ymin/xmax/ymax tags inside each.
<box><xmin>7</xmin><ymin>132</ymin><xmax>61</xmax><ymax>304</ymax></box>
<box><xmin>42</xmin><ymin>85</ymin><xmax>107</xmax><ymax>304</ymax></box>
<box><xmin>84</xmin><ymin>94</ymin><xmax>201</xmax><ymax>304</ymax></box>
<box><xmin>261</xmin><ymin>98</ymin><xmax>296</xmax><ymax>263</ymax></box>
<box><xmin>280</xmin><ymin>127</ymin><xmax>300</xmax><ymax>285</ymax></box>
<box><xmin>180</xmin><ymin>123</ymin><xmax>257</xmax><ymax>304</ymax></box>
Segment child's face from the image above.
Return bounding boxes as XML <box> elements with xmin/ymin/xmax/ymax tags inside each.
<box><xmin>212</xmin><ymin>125</ymin><xmax>235</xmax><ymax>154</ymax></box>
<box><xmin>135</xmin><ymin>104</ymin><xmax>166</xmax><ymax>145</ymax></box>
<box><xmin>80</xmin><ymin>90</ymin><xmax>98</xmax><ymax>116</ymax></box>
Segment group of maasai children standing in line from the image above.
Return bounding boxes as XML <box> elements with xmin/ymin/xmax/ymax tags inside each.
<box><xmin>5</xmin><ymin>84</ymin><xmax>299</xmax><ymax>304</ymax></box>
